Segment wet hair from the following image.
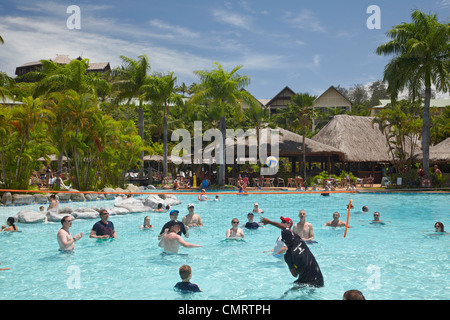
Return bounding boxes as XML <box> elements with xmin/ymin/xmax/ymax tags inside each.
<box><xmin>7</xmin><ymin>217</ymin><xmax>16</xmax><ymax>231</ymax></box>
<box><xmin>343</xmin><ymin>289</ymin><xmax>366</xmax><ymax>300</ymax></box>
<box><xmin>179</xmin><ymin>265</ymin><xmax>192</xmax><ymax>280</ymax></box>
<box><xmin>435</xmin><ymin>222</ymin><xmax>444</xmax><ymax>232</ymax></box>
<box><xmin>157</xmin><ymin>203</ymin><xmax>163</xmax><ymax>209</ymax></box>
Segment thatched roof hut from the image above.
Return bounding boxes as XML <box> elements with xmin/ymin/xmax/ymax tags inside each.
<box><xmin>312</xmin><ymin>114</ymin><xmax>421</xmax><ymax>163</ymax></box>
<box><xmin>416</xmin><ymin>137</ymin><xmax>450</xmax><ymax>163</ymax></box>
<box><xmin>202</xmin><ymin>127</ymin><xmax>344</xmax><ymax>162</ymax></box>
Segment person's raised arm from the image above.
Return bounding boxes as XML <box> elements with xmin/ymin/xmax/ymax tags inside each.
<box><xmin>262</xmin><ymin>218</ymin><xmax>285</xmax><ymax>230</ymax></box>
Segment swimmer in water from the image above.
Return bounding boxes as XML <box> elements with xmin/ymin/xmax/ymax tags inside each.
<box><xmin>140</xmin><ymin>216</ymin><xmax>154</xmax><ymax>229</ymax></box>
<box><xmin>324</xmin><ymin>212</ymin><xmax>350</xmax><ymax>227</ymax></box>
<box><xmin>226</xmin><ymin>218</ymin><xmax>244</xmax><ymax>239</ymax></box>
<box><xmin>434</xmin><ymin>222</ymin><xmax>445</xmax><ymax>233</ymax></box>
<box><xmin>370</xmin><ymin>211</ymin><xmax>390</xmax><ymax>224</ymax></box>
<box><xmin>159</xmin><ymin>220</ymin><xmax>202</xmax><ymax>254</ymax></box>
<box><xmin>264</xmin><ymin>217</ymin><xmax>292</xmax><ymax>257</ymax></box>
<box><xmin>182</xmin><ymin>203</ymin><xmax>203</xmax><ymax>227</ymax></box>
<box><xmin>242</xmin><ymin>212</ymin><xmax>264</xmax><ymax>230</ymax></box>
<box><xmin>57</xmin><ymin>216</ymin><xmax>84</xmax><ymax>252</ymax></box>
<box><xmin>252</xmin><ymin>203</ymin><xmax>264</xmax><ymax>214</ymax></box>
<box><xmin>1</xmin><ymin>217</ymin><xmax>19</xmax><ymax>232</ymax></box>
<box><xmin>198</xmin><ymin>189</ymin><xmax>210</xmax><ymax>201</ymax></box>
<box><xmin>293</xmin><ymin>210</ymin><xmax>314</xmax><ymax>242</ymax></box>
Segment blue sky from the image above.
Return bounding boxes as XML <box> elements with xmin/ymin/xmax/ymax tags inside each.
<box><xmin>1</xmin><ymin>0</ymin><xmax>449</xmax><ymax>99</ymax></box>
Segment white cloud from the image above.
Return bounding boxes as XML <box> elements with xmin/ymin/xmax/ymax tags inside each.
<box><xmin>284</xmin><ymin>9</ymin><xmax>326</xmax><ymax>33</ymax></box>
<box><xmin>149</xmin><ymin>19</ymin><xmax>200</xmax><ymax>38</ymax></box>
<box><xmin>212</xmin><ymin>8</ymin><xmax>253</xmax><ymax>31</ymax></box>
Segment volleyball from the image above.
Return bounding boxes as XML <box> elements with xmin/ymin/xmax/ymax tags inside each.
<box><xmin>266</xmin><ymin>156</ymin><xmax>278</xmax><ymax>168</ymax></box>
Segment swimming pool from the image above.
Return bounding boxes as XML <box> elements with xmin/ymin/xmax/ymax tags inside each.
<box><xmin>0</xmin><ymin>191</ymin><xmax>448</xmax><ymax>300</ymax></box>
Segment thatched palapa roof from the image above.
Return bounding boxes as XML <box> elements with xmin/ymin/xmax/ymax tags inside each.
<box><xmin>202</xmin><ymin>127</ymin><xmax>345</xmax><ymax>162</ymax></box>
<box><xmin>416</xmin><ymin>137</ymin><xmax>450</xmax><ymax>163</ymax></box>
<box><xmin>312</xmin><ymin>114</ymin><xmax>421</xmax><ymax>163</ymax></box>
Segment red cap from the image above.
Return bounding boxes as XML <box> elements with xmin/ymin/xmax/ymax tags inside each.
<box><xmin>280</xmin><ymin>216</ymin><xmax>293</xmax><ymax>227</ymax></box>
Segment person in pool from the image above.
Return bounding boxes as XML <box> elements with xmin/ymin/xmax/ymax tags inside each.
<box><xmin>159</xmin><ymin>220</ymin><xmax>202</xmax><ymax>254</ymax></box>
<box><xmin>158</xmin><ymin>210</ymin><xmax>189</xmax><ymax>239</ymax></box>
<box><xmin>293</xmin><ymin>210</ymin><xmax>314</xmax><ymax>242</ymax></box>
<box><xmin>242</xmin><ymin>212</ymin><xmax>264</xmax><ymax>230</ymax></box>
<box><xmin>140</xmin><ymin>216</ymin><xmax>154</xmax><ymax>229</ymax></box>
<box><xmin>182</xmin><ymin>203</ymin><xmax>203</xmax><ymax>227</ymax></box>
<box><xmin>263</xmin><ymin>217</ymin><xmax>292</xmax><ymax>257</ymax></box>
<box><xmin>226</xmin><ymin>218</ymin><xmax>244</xmax><ymax>239</ymax></box>
<box><xmin>434</xmin><ymin>222</ymin><xmax>445</xmax><ymax>233</ymax></box>
<box><xmin>174</xmin><ymin>265</ymin><xmax>202</xmax><ymax>293</ymax></box>
<box><xmin>90</xmin><ymin>209</ymin><xmax>117</xmax><ymax>239</ymax></box>
<box><xmin>57</xmin><ymin>216</ymin><xmax>84</xmax><ymax>252</ymax></box>
<box><xmin>370</xmin><ymin>211</ymin><xmax>390</xmax><ymax>224</ymax></box>
<box><xmin>252</xmin><ymin>203</ymin><xmax>264</xmax><ymax>213</ymax></box>
<box><xmin>198</xmin><ymin>189</ymin><xmax>210</xmax><ymax>201</ymax></box>
<box><xmin>1</xmin><ymin>217</ymin><xmax>18</xmax><ymax>232</ymax></box>
<box><xmin>324</xmin><ymin>212</ymin><xmax>349</xmax><ymax>227</ymax></box>
<box><xmin>262</xmin><ymin>217</ymin><xmax>324</xmax><ymax>288</ymax></box>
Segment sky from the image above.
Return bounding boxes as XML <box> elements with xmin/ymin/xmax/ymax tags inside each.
<box><xmin>0</xmin><ymin>0</ymin><xmax>449</xmax><ymax>100</ymax></box>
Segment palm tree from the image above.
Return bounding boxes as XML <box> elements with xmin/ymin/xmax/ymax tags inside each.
<box><xmin>192</xmin><ymin>62</ymin><xmax>252</xmax><ymax>185</ymax></box>
<box><xmin>150</xmin><ymin>72</ymin><xmax>180</xmax><ymax>178</ymax></box>
<box><xmin>63</xmin><ymin>90</ymin><xmax>98</xmax><ymax>189</ymax></box>
<box><xmin>0</xmin><ymin>108</ymin><xmax>13</xmax><ymax>184</ymax></box>
<box><xmin>112</xmin><ymin>55</ymin><xmax>154</xmax><ymax>174</ymax></box>
<box><xmin>33</xmin><ymin>59</ymin><xmax>110</xmax><ymax>98</ymax></box>
<box><xmin>12</xmin><ymin>96</ymin><xmax>54</xmax><ymax>183</ymax></box>
<box><xmin>376</xmin><ymin>9</ymin><xmax>450</xmax><ymax>175</ymax></box>
<box><xmin>243</xmin><ymin>101</ymin><xmax>271</xmax><ymax>165</ymax></box>
<box><xmin>290</xmin><ymin>93</ymin><xmax>317</xmax><ymax>179</ymax></box>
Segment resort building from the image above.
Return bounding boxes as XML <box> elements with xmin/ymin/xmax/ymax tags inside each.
<box><xmin>264</xmin><ymin>86</ymin><xmax>296</xmax><ymax>115</ymax></box>
<box><xmin>370</xmin><ymin>98</ymin><xmax>450</xmax><ymax>116</ymax></box>
<box><xmin>262</xmin><ymin>85</ymin><xmax>352</xmax><ymax>116</ymax></box>
<box><xmin>15</xmin><ymin>54</ymin><xmax>111</xmax><ymax>76</ymax></box>
<box><xmin>312</xmin><ymin>86</ymin><xmax>352</xmax><ymax>113</ymax></box>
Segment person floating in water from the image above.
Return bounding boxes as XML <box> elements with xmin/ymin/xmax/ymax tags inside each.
<box><xmin>262</xmin><ymin>217</ymin><xmax>324</xmax><ymax>288</ymax></box>
<box><xmin>159</xmin><ymin>220</ymin><xmax>202</xmax><ymax>254</ymax></box>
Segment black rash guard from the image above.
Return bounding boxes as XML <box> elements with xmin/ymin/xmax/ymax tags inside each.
<box><xmin>282</xmin><ymin>228</ymin><xmax>324</xmax><ymax>287</ymax></box>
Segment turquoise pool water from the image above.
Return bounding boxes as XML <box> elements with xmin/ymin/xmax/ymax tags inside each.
<box><xmin>0</xmin><ymin>191</ymin><xmax>448</xmax><ymax>300</ymax></box>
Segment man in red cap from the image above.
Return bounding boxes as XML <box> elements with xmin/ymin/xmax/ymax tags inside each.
<box><xmin>262</xmin><ymin>216</ymin><xmax>324</xmax><ymax>288</ymax></box>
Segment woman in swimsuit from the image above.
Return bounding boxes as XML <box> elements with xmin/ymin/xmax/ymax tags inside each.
<box><xmin>226</xmin><ymin>218</ymin><xmax>244</xmax><ymax>239</ymax></box>
<box><xmin>1</xmin><ymin>217</ymin><xmax>18</xmax><ymax>232</ymax></box>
